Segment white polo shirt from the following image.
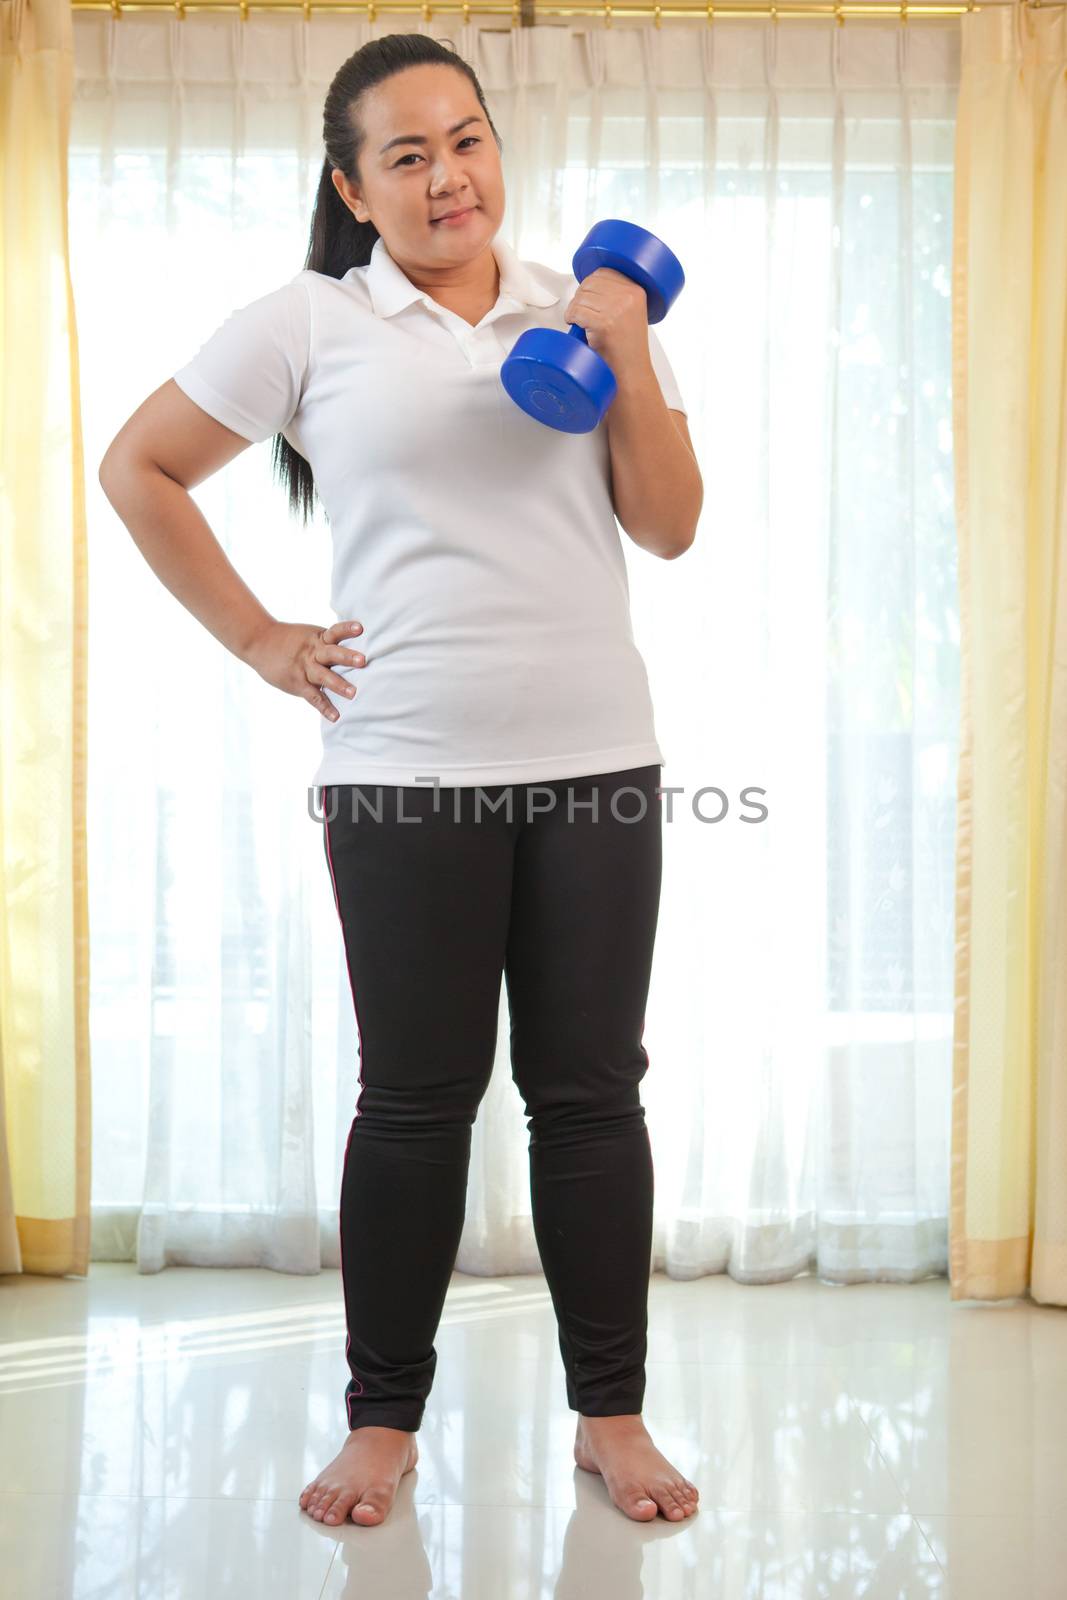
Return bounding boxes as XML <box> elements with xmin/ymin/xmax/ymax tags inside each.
<box><xmin>172</xmin><ymin>230</ymin><xmax>686</xmax><ymax>789</ymax></box>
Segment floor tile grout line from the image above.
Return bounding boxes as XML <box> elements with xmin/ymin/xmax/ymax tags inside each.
<box><xmin>0</xmin><ymin>1488</ymin><xmax>933</xmax><ymax>1515</ymax></box>
<box><xmin>837</xmin><ymin>1364</ymin><xmax>915</xmax><ymax>1516</ymax></box>
<box><xmin>315</xmin><ymin>1541</ymin><xmax>341</xmax><ymax>1599</ymax></box>
<box><xmin>910</xmin><ymin>1512</ymin><xmax>950</xmax><ymax>1578</ymax></box>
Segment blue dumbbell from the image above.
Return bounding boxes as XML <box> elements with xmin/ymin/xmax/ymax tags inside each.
<box><xmin>500</xmin><ymin>218</ymin><xmax>685</xmax><ymax>434</ymax></box>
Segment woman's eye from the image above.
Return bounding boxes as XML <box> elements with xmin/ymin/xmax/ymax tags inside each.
<box><xmin>396</xmin><ymin>137</ymin><xmax>480</xmax><ymax>168</ymax></box>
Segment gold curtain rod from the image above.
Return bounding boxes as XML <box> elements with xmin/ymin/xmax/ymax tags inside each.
<box><xmin>71</xmin><ymin>0</ymin><xmax>1035</xmax><ymax>21</ymax></box>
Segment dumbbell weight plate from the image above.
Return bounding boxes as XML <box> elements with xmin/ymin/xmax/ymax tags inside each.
<box><xmin>572</xmin><ymin>218</ymin><xmax>685</xmax><ymax>326</ymax></box>
<box><xmin>499</xmin><ymin>328</ymin><xmax>617</xmax><ymax>435</ymax></box>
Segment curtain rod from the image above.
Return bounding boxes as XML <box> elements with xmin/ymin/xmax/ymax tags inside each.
<box><xmin>71</xmin><ymin>0</ymin><xmax>1030</xmax><ymax>20</ymax></box>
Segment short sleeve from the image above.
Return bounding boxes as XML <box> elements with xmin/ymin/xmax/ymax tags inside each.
<box><xmin>171</xmin><ymin>275</ymin><xmax>311</xmax><ymax>444</ymax></box>
<box><xmin>647</xmin><ymin>326</ymin><xmax>686</xmax><ymax>416</ymax></box>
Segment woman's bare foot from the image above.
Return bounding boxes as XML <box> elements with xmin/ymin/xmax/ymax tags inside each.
<box><xmin>299</xmin><ymin>1425</ymin><xmax>419</xmax><ymax>1526</ymax></box>
<box><xmin>574</xmin><ymin>1413</ymin><xmax>699</xmax><ymax>1522</ymax></box>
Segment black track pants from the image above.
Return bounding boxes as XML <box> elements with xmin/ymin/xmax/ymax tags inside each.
<box><xmin>321</xmin><ymin>764</ymin><xmax>662</xmax><ymax>1434</ymax></box>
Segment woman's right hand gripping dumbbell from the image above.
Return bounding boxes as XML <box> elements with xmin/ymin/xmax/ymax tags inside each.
<box><xmin>244</xmin><ymin>618</ymin><xmax>366</xmax><ymax>723</ymax></box>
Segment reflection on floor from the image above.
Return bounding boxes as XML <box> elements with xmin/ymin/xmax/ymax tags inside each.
<box><xmin>1</xmin><ymin>1264</ymin><xmax>1061</xmax><ymax>1598</ymax></box>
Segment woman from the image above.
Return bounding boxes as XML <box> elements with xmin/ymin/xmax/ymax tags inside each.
<box><xmin>99</xmin><ymin>31</ymin><xmax>703</xmax><ymax>1530</ymax></box>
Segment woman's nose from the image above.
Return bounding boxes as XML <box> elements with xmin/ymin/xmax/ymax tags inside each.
<box><xmin>431</xmin><ymin>159</ymin><xmax>470</xmax><ymax>187</ymax></box>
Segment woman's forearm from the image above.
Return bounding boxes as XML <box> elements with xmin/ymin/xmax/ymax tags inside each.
<box><xmin>604</xmin><ymin>362</ymin><xmax>703</xmax><ymax>560</ymax></box>
<box><xmin>98</xmin><ymin>456</ymin><xmax>275</xmax><ymax>663</ymax></box>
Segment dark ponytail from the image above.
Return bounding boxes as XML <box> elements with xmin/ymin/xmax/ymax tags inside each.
<box><xmin>273</xmin><ymin>32</ymin><xmax>503</xmax><ymax>525</ymax></box>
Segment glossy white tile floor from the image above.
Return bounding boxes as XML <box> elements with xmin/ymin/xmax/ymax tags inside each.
<box><xmin>1</xmin><ymin>1265</ymin><xmax>1064</xmax><ymax>1598</ymax></box>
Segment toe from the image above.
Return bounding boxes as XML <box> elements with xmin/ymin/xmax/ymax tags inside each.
<box><xmin>350</xmin><ymin>1485</ymin><xmax>391</xmax><ymax>1522</ymax></box>
<box><xmin>319</xmin><ymin>1491</ymin><xmax>343</xmax><ymax>1523</ymax></box>
<box><xmin>325</xmin><ymin>1494</ymin><xmax>356</xmax><ymax>1525</ymax></box>
<box><xmin>659</xmin><ymin>1485</ymin><xmax>686</xmax><ymax>1519</ymax></box>
<box><xmin>627</xmin><ymin>1493</ymin><xmax>658</xmax><ymax>1520</ymax></box>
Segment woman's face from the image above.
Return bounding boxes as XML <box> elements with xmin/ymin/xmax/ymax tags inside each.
<box><xmin>334</xmin><ymin>64</ymin><xmax>505</xmax><ymax>270</ymax></box>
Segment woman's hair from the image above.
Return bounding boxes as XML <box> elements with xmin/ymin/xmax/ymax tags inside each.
<box><xmin>273</xmin><ymin>33</ymin><xmax>503</xmax><ymax>525</ymax></box>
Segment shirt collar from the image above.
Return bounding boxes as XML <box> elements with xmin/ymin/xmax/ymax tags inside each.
<box><xmin>365</xmin><ymin>229</ymin><xmax>560</xmax><ymax>318</ymax></box>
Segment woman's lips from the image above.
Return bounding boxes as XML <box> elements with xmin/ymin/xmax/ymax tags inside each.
<box><xmin>432</xmin><ymin>206</ymin><xmax>477</xmax><ymax>226</ymax></box>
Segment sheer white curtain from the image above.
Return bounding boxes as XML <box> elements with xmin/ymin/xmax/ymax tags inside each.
<box><xmin>74</xmin><ymin>11</ymin><xmax>961</xmax><ymax>1282</ymax></box>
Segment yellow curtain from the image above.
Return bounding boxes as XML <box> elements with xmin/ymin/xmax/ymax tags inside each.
<box><xmin>0</xmin><ymin>0</ymin><xmax>91</xmax><ymax>1278</ymax></box>
<box><xmin>950</xmin><ymin>2</ymin><xmax>1067</xmax><ymax>1303</ymax></box>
